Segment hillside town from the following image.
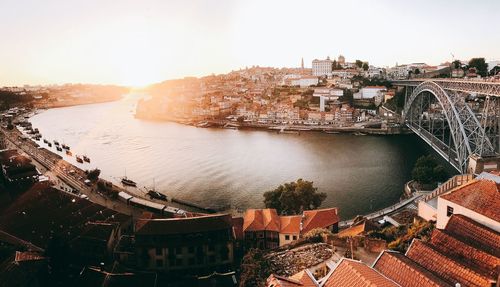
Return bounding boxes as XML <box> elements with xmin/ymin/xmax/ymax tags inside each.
<box><xmin>136</xmin><ymin>57</ymin><xmax>500</xmax><ymax>133</ymax></box>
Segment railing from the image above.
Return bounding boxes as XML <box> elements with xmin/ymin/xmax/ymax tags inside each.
<box><xmin>419</xmin><ymin>174</ymin><xmax>475</xmax><ymax>202</ymax></box>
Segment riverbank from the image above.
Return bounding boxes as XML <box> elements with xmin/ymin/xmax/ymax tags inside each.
<box><xmin>135</xmin><ymin>113</ymin><xmax>411</xmax><ymax>135</ymax></box>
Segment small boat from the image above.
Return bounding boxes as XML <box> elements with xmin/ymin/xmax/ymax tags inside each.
<box><xmin>62</xmin><ymin>143</ymin><xmax>70</xmax><ymax>150</ymax></box>
<box><xmin>56</xmin><ymin>146</ymin><xmax>63</xmax><ymax>152</ymax></box>
<box><xmin>43</xmin><ymin>139</ymin><xmax>48</xmax><ymax>144</ymax></box>
<box><xmin>324</xmin><ymin>131</ymin><xmax>340</xmax><ymax>134</ymax></box>
<box><xmin>66</xmin><ymin>150</ymin><xmax>72</xmax><ymax>156</ymax></box>
<box><xmin>148</xmin><ymin>190</ymin><xmax>167</xmax><ymax>201</ymax></box>
<box><xmin>47</xmin><ymin>142</ymin><xmax>52</xmax><ymax>147</ymax></box>
<box><xmin>75</xmin><ymin>156</ymin><xmax>83</xmax><ymax>163</ymax></box>
<box><xmin>353</xmin><ymin>132</ymin><xmax>367</xmax><ymax>136</ymax></box>
<box><xmin>54</xmin><ymin>140</ymin><xmax>60</xmax><ymax>145</ymax></box>
<box><xmin>83</xmin><ymin>155</ymin><xmax>90</xmax><ymax>163</ymax></box>
<box><xmin>121</xmin><ymin>177</ymin><xmax>137</xmax><ymax>187</ymax></box>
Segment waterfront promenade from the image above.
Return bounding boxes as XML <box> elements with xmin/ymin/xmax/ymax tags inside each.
<box><xmin>0</xmin><ymin>126</ymin><xmax>209</xmax><ymax>216</ymax></box>
<box><xmin>338</xmin><ymin>193</ymin><xmax>423</xmax><ymax>228</ymax></box>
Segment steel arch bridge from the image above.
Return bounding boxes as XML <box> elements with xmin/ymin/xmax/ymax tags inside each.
<box><xmin>394</xmin><ymin>79</ymin><xmax>500</xmax><ymax>173</ymax></box>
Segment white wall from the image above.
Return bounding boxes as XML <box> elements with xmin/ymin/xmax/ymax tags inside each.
<box><xmin>436</xmin><ymin>197</ymin><xmax>500</xmax><ymax>232</ymax></box>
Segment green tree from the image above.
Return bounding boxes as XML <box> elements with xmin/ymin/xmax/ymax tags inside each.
<box><xmin>263</xmin><ymin>179</ymin><xmax>326</xmax><ymax>215</ymax></box>
<box><xmin>86</xmin><ymin>168</ymin><xmax>101</xmax><ymax>181</ymax></box>
<box><xmin>362</xmin><ymin>62</ymin><xmax>369</xmax><ymax>71</ymax></box>
<box><xmin>239</xmin><ymin>249</ymin><xmax>270</xmax><ymax>287</ymax></box>
<box><xmin>452</xmin><ymin>60</ymin><xmax>462</xmax><ymax>70</ymax></box>
<box><xmin>468</xmin><ymin>58</ymin><xmax>488</xmax><ymax>77</ymax></box>
<box><xmin>355</xmin><ymin>60</ymin><xmax>363</xmax><ymax>68</ymax></box>
<box><xmin>411</xmin><ymin>155</ymin><xmax>448</xmax><ymax>185</ymax></box>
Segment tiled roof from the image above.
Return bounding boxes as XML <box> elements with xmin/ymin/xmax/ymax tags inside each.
<box><xmin>135</xmin><ymin>214</ymin><xmax>233</xmax><ymax>235</ymax></box>
<box><xmin>288</xmin><ymin>270</ymin><xmax>317</xmax><ymax>287</ymax></box>
<box><xmin>373</xmin><ymin>251</ymin><xmax>452</xmax><ymax>287</ymax></box>
<box><xmin>243</xmin><ymin>209</ymin><xmax>280</xmax><ymax>232</ymax></box>
<box><xmin>430</xmin><ymin>229</ymin><xmax>500</xmax><ymax>279</ymax></box>
<box><xmin>266</xmin><ymin>270</ymin><xmax>317</xmax><ymax>287</ymax></box>
<box><xmin>301</xmin><ymin>208</ymin><xmax>339</xmax><ymax>234</ymax></box>
<box><xmin>406</xmin><ymin>240</ymin><xmax>494</xmax><ymax>287</ymax></box>
<box><xmin>280</xmin><ymin>216</ymin><xmax>301</xmax><ymax>234</ymax></box>
<box><xmin>337</xmin><ymin>220</ymin><xmax>376</xmax><ymax>238</ymax></box>
<box><xmin>441</xmin><ymin>179</ymin><xmax>500</xmax><ymax>221</ymax></box>
<box><xmin>444</xmin><ymin>214</ymin><xmax>500</xmax><ymax>257</ymax></box>
<box><xmin>324</xmin><ymin>258</ymin><xmax>399</xmax><ymax>287</ymax></box>
<box><xmin>266</xmin><ymin>274</ymin><xmax>302</xmax><ymax>287</ymax></box>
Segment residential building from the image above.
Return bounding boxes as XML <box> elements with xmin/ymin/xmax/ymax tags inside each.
<box><xmin>436</xmin><ymin>179</ymin><xmax>499</xmax><ymax>231</ymax></box>
<box><xmin>290</xmin><ymin>76</ymin><xmax>319</xmax><ymax>87</ymax></box>
<box><xmin>312</xmin><ymin>57</ymin><xmax>333</xmax><ymax>77</ymax></box>
<box><xmin>243</xmin><ymin>209</ymin><xmax>280</xmax><ymax>249</ymax></box>
<box><xmin>243</xmin><ymin>208</ymin><xmax>339</xmax><ymax>248</ymax></box>
<box><xmin>134</xmin><ymin>214</ymin><xmax>235</xmax><ymax>273</ymax></box>
<box><xmin>354</xmin><ymin>86</ymin><xmax>387</xmax><ymax>99</ymax></box>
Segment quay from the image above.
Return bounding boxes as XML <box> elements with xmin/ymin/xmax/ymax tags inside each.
<box><xmin>0</xmin><ymin>124</ymin><xmax>212</xmax><ymax>217</ymax></box>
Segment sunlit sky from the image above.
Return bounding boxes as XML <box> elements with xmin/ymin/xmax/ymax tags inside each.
<box><xmin>1</xmin><ymin>0</ymin><xmax>499</xmax><ymax>87</ymax></box>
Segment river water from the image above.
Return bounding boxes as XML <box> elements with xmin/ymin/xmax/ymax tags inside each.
<box><xmin>30</xmin><ymin>95</ymin><xmax>429</xmax><ymax>219</ymax></box>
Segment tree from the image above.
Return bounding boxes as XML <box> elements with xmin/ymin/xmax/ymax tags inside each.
<box><xmin>411</xmin><ymin>155</ymin><xmax>448</xmax><ymax>185</ymax></box>
<box><xmin>414</xmin><ymin>68</ymin><xmax>420</xmax><ymax>75</ymax></box>
<box><xmin>355</xmin><ymin>60</ymin><xmax>363</xmax><ymax>68</ymax></box>
<box><xmin>86</xmin><ymin>168</ymin><xmax>101</xmax><ymax>181</ymax></box>
<box><xmin>362</xmin><ymin>62</ymin><xmax>369</xmax><ymax>71</ymax></box>
<box><xmin>452</xmin><ymin>60</ymin><xmax>462</xmax><ymax>70</ymax></box>
<box><xmin>468</xmin><ymin>58</ymin><xmax>488</xmax><ymax>77</ymax></box>
<box><xmin>263</xmin><ymin>179</ymin><xmax>326</xmax><ymax>215</ymax></box>
<box><xmin>239</xmin><ymin>249</ymin><xmax>270</xmax><ymax>287</ymax></box>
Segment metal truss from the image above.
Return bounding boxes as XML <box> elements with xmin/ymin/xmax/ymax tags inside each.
<box><xmin>394</xmin><ymin>79</ymin><xmax>500</xmax><ymax>97</ymax></box>
<box><xmin>402</xmin><ymin>81</ymin><xmax>495</xmax><ymax>173</ymax></box>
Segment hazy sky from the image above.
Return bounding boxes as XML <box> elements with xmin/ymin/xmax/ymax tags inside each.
<box><xmin>1</xmin><ymin>0</ymin><xmax>499</xmax><ymax>86</ymax></box>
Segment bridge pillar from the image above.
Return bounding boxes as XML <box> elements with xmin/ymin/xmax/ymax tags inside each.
<box><xmin>467</xmin><ymin>154</ymin><xmax>500</xmax><ymax>175</ymax></box>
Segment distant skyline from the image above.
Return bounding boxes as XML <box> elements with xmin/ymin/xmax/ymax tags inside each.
<box><xmin>1</xmin><ymin>0</ymin><xmax>499</xmax><ymax>86</ymax></box>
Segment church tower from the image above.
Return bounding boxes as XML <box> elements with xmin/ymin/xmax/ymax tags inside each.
<box><xmin>301</xmin><ymin>57</ymin><xmax>304</xmax><ymax>69</ymax></box>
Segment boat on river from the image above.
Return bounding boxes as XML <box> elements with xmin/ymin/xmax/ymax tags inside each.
<box><xmin>66</xmin><ymin>150</ymin><xmax>72</xmax><ymax>156</ymax></box>
<box><xmin>121</xmin><ymin>177</ymin><xmax>137</xmax><ymax>187</ymax></box>
<box><xmin>83</xmin><ymin>155</ymin><xmax>90</xmax><ymax>163</ymax></box>
<box><xmin>76</xmin><ymin>156</ymin><xmax>83</xmax><ymax>163</ymax></box>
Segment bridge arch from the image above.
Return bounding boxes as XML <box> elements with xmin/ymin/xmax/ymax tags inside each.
<box><xmin>402</xmin><ymin>81</ymin><xmax>494</xmax><ymax>172</ymax></box>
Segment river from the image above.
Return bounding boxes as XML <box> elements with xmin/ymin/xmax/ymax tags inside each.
<box><xmin>30</xmin><ymin>95</ymin><xmax>430</xmax><ymax>219</ymax></box>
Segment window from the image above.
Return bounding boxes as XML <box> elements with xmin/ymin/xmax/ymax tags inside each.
<box><xmin>175</xmin><ymin>247</ymin><xmax>182</xmax><ymax>254</ymax></box>
<box><xmin>257</xmin><ymin>232</ymin><xmax>264</xmax><ymax>238</ymax></box>
<box><xmin>156</xmin><ymin>259</ymin><xmax>163</xmax><ymax>268</ymax></box>
<box><xmin>285</xmin><ymin>235</ymin><xmax>290</xmax><ymax>240</ymax></box>
<box><xmin>155</xmin><ymin>248</ymin><xmax>162</xmax><ymax>256</ymax></box>
<box><xmin>446</xmin><ymin>206</ymin><xmax>454</xmax><ymax>217</ymax></box>
<box><xmin>188</xmin><ymin>246</ymin><xmax>195</xmax><ymax>254</ymax></box>
<box><xmin>293</xmin><ymin>235</ymin><xmax>297</xmax><ymax>240</ymax></box>
<box><xmin>188</xmin><ymin>258</ymin><xmax>196</xmax><ymax>265</ymax></box>
<box><xmin>209</xmin><ymin>255</ymin><xmax>216</xmax><ymax>263</ymax></box>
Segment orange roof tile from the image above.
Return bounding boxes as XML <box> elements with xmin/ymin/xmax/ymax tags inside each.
<box><xmin>324</xmin><ymin>258</ymin><xmax>398</xmax><ymax>287</ymax></box>
<box><xmin>243</xmin><ymin>209</ymin><xmax>280</xmax><ymax>232</ymax></box>
<box><xmin>406</xmin><ymin>240</ymin><xmax>494</xmax><ymax>287</ymax></box>
<box><xmin>337</xmin><ymin>220</ymin><xmax>376</xmax><ymax>238</ymax></box>
<box><xmin>430</xmin><ymin>229</ymin><xmax>500</xmax><ymax>279</ymax></box>
<box><xmin>266</xmin><ymin>274</ymin><xmax>302</xmax><ymax>287</ymax></box>
<box><xmin>444</xmin><ymin>214</ymin><xmax>500</xmax><ymax>257</ymax></box>
<box><xmin>441</xmin><ymin>179</ymin><xmax>500</xmax><ymax>221</ymax></box>
<box><xmin>280</xmin><ymin>216</ymin><xmax>301</xmax><ymax>234</ymax></box>
<box><xmin>301</xmin><ymin>208</ymin><xmax>339</xmax><ymax>234</ymax></box>
<box><xmin>288</xmin><ymin>270</ymin><xmax>317</xmax><ymax>287</ymax></box>
<box><xmin>373</xmin><ymin>251</ymin><xmax>452</xmax><ymax>287</ymax></box>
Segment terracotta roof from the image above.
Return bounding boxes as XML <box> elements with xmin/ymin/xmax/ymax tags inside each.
<box><xmin>288</xmin><ymin>270</ymin><xmax>317</xmax><ymax>287</ymax></box>
<box><xmin>280</xmin><ymin>216</ymin><xmax>301</xmax><ymax>234</ymax></box>
<box><xmin>135</xmin><ymin>214</ymin><xmax>233</xmax><ymax>235</ymax></box>
<box><xmin>266</xmin><ymin>274</ymin><xmax>302</xmax><ymax>287</ymax></box>
<box><xmin>440</xmin><ymin>179</ymin><xmax>500</xmax><ymax>221</ymax></box>
<box><xmin>243</xmin><ymin>209</ymin><xmax>280</xmax><ymax>232</ymax></box>
<box><xmin>430</xmin><ymin>229</ymin><xmax>500</xmax><ymax>279</ymax></box>
<box><xmin>324</xmin><ymin>258</ymin><xmax>399</xmax><ymax>287</ymax></box>
<box><xmin>373</xmin><ymin>251</ymin><xmax>452</xmax><ymax>287</ymax></box>
<box><xmin>444</xmin><ymin>214</ymin><xmax>500</xmax><ymax>257</ymax></box>
<box><xmin>406</xmin><ymin>239</ymin><xmax>494</xmax><ymax>287</ymax></box>
<box><xmin>337</xmin><ymin>220</ymin><xmax>376</xmax><ymax>238</ymax></box>
<box><xmin>301</xmin><ymin>208</ymin><xmax>339</xmax><ymax>234</ymax></box>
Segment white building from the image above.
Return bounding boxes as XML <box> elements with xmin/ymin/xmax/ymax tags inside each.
<box><xmin>312</xmin><ymin>57</ymin><xmax>333</xmax><ymax>77</ymax></box>
<box><xmin>291</xmin><ymin>76</ymin><xmax>319</xmax><ymax>87</ymax></box>
<box><xmin>313</xmin><ymin>88</ymin><xmax>343</xmax><ymax>111</ymax></box>
<box><xmin>353</xmin><ymin>86</ymin><xmax>386</xmax><ymax>99</ymax></box>
<box><xmin>436</xmin><ymin>178</ymin><xmax>499</xmax><ymax>232</ymax></box>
